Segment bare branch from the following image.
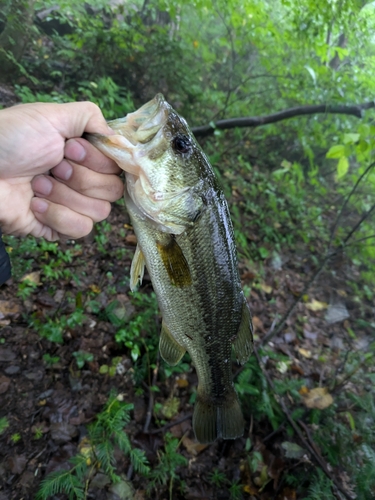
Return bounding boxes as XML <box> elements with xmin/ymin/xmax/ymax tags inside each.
<box><xmin>192</xmin><ymin>101</ymin><xmax>375</xmax><ymax>137</ymax></box>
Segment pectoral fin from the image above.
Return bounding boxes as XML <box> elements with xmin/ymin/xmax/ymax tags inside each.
<box><xmin>159</xmin><ymin>321</ymin><xmax>186</xmax><ymax>366</ymax></box>
<box><xmin>156</xmin><ymin>238</ymin><xmax>192</xmax><ymax>287</ymax></box>
<box><xmin>232</xmin><ymin>297</ymin><xmax>254</xmax><ymax>365</ymax></box>
<box><xmin>130</xmin><ymin>245</ymin><xmax>146</xmax><ymax>291</ymax></box>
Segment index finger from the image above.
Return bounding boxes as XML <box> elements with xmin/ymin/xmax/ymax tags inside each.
<box><xmin>64</xmin><ymin>137</ymin><xmax>121</xmax><ymax>174</ymax></box>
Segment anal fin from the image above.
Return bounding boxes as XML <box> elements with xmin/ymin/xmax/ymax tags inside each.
<box><xmin>130</xmin><ymin>244</ymin><xmax>146</xmax><ymax>291</ymax></box>
<box><xmin>159</xmin><ymin>321</ymin><xmax>186</xmax><ymax>366</ymax></box>
<box><xmin>232</xmin><ymin>296</ymin><xmax>254</xmax><ymax>365</ymax></box>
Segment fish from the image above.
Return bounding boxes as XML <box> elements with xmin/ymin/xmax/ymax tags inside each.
<box><xmin>85</xmin><ymin>94</ymin><xmax>253</xmax><ymax>443</ymax></box>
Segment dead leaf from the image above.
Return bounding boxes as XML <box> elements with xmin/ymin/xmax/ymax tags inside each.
<box><xmin>125</xmin><ymin>234</ymin><xmax>137</xmax><ymax>245</ymax></box>
<box><xmin>305</xmin><ymin>299</ymin><xmax>328</xmax><ymax>311</ymax></box>
<box><xmin>260</xmin><ymin>283</ymin><xmax>272</xmax><ymax>294</ymax></box>
<box><xmin>176</xmin><ymin>377</ymin><xmax>189</xmax><ymax>388</ymax></box>
<box><xmin>252</xmin><ymin>316</ymin><xmax>265</xmax><ymax>332</ymax></box>
<box><xmin>281</xmin><ymin>441</ymin><xmax>306</xmax><ymax>459</ymax></box>
<box><xmin>21</xmin><ymin>271</ymin><xmax>41</xmax><ymax>285</ymax></box>
<box><xmin>88</xmin><ymin>284</ymin><xmax>101</xmax><ymax>293</ymax></box>
<box><xmin>277</xmin><ymin>487</ymin><xmax>297</xmax><ymax>500</ymax></box>
<box><xmin>182</xmin><ymin>435</ymin><xmax>208</xmax><ymax>456</ymax></box>
<box><xmin>0</xmin><ymin>300</ymin><xmax>21</xmax><ymax>318</ymax></box>
<box><xmin>298</xmin><ymin>348</ymin><xmax>312</xmax><ymax>358</ymax></box>
<box><xmin>0</xmin><ymin>347</ymin><xmax>16</xmax><ymax>362</ymax></box>
<box><xmin>325</xmin><ymin>302</ymin><xmax>349</xmax><ymax>324</ymax></box>
<box><xmin>8</xmin><ymin>454</ymin><xmax>27</xmax><ymax>474</ymax></box>
<box><xmin>299</xmin><ymin>386</ymin><xmax>309</xmax><ymax>396</ymax></box>
<box><xmin>0</xmin><ymin>376</ymin><xmax>10</xmax><ymax>394</ymax></box>
<box><xmin>302</xmin><ymin>387</ymin><xmax>333</xmax><ymax>410</ymax></box>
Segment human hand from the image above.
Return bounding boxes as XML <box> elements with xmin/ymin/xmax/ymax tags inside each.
<box><xmin>0</xmin><ymin>101</ymin><xmax>124</xmax><ymax>240</ymax></box>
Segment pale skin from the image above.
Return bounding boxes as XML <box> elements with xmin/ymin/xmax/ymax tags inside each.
<box><xmin>0</xmin><ymin>101</ymin><xmax>124</xmax><ymax>241</ymax></box>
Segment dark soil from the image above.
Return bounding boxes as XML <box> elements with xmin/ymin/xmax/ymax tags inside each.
<box><xmin>0</xmin><ymin>203</ymin><xmax>372</xmax><ymax>500</ymax></box>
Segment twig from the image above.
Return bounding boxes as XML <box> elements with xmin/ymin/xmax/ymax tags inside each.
<box><xmin>148</xmin><ymin>414</ymin><xmax>192</xmax><ymax>435</ymax></box>
<box><xmin>142</xmin><ymin>352</ymin><xmax>160</xmax><ymax>434</ymax></box>
<box><xmin>328</xmin><ymin>161</ymin><xmax>375</xmax><ymax>248</ymax></box>
<box><xmin>192</xmin><ymin>101</ymin><xmax>375</xmax><ymax>137</ymax></box>
<box><xmin>253</xmin><ymin>347</ymin><xmax>354</xmax><ymax>500</ymax></box>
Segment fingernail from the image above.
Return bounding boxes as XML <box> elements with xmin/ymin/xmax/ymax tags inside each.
<box><xmin>33</xmin><ymin>176</ymin><xmax>53</xmax><ymax>196</ymax></box>
<box><xmin>65</xmin><ymin>139</ymin><xmax>86</xmax><ymax>162</ymax></box>
<box><xmin>53</xmin><ymin>160</ymin><xmax>73</xmax><ymax>181</ymax></box>
<box><xmin>31</xmin><ymin>198</ymin><xmax>48</xmax><ymax>213</ymax></box>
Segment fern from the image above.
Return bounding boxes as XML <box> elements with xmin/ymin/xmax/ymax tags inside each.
<box><xmin>304</xmin><ymin>469</ymin><xmax>335</xmax><ymax>500</ymax></box>
<box><xmin>35</xmin><ymin>468</ymin><xmax>85</xmax><ymax>500</ymax></box>
<box><xmin>36</xmin><ymin>393</ymin><xmax>149</xmax><ymax>499</ymax></box>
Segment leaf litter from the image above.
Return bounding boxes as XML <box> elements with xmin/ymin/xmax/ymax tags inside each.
<box><xmin>0</xmin><ymin>203</ymin><xmax>373</xmax><ymax>499</ymax></box>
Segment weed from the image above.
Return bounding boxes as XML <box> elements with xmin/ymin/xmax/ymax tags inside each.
<box><xmin>30</xmin><ymin>308</ymin><xmax>86</xmax><ymax>344</ymax></box>
<box><xmin>229</xmin><ymin>480</ymin><xmax>243</xmax><ymax>500</ymax></box>
<box><xmin>73</xmin><ymin>351</ymin><xmax>94</xmax><ymax>369</ymax></box>
<box><xmin>99</xmin><ymin>356</ymin><xmax>122</xmax><ymax>377</ymax></box>
<box><xmin>42</xmin><ymin>353</ymin><xmax>60</xmax><ymax>366</ymax></box>
<box><xmin>209</xmin><ymin>468</ymin><xmax>227</xmax><ymax>487</ymax></box>
<box><xmin>36</xmin><ymin>393</ymin><xmax>149</xmax><ymax>500</ymax></box>
<box><xmin>33</xmin><ymin>426</ymin><xmax>43</xmax><ymax>440</ymax></box>
<box><xmin>0</xmin><ymin>417</ymin><xmax>9</xmax><ymax>435</ymax></box>
<box><xmin>148</xmin><ymin>433</ymin><xmax>188</xmax><ymax>498</ymax></box>
<box><xmin>11</xmin><ymin>433</ymin><xmax>21</xmax><ymax>444</ymax></box>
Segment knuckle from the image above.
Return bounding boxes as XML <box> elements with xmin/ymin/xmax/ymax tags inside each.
<box><xmin>94</xmin><ymin>201</ymin><xmax>111</xmax><ymax>222</ymax></box>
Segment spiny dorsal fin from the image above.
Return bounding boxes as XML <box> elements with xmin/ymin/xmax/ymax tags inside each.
<box><xmin>159</xmin><ymin>321</ymin><xmax>186</xmax><ymax>366</ymax></box>
<box><xmin>156</xmin><ymin>237</ymin><xmax>192</xmax><ymax>287</ymax></box>
<box><xmin>130</xmin><ymin>244</ymin><xmax>146</xmax><ymax>291</ymax></box>
<box><xmin>232</xmin><ymin>297</ymin><xmax>254</xmax><ymax>365</ymax></box>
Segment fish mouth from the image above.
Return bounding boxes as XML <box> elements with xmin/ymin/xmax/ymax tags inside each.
<box><xmin>108</xmin><ymin>93</ymin><xmax>168</xmax><ymax>145</ymax></box>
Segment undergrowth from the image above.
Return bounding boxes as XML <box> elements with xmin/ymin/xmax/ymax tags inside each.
<box><xmin>35</xmin><ymin>393</ymin><xmax>149</xmax><ymax>500</ymax></box>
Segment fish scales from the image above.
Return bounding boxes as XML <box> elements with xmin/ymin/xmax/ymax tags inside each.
<box><xmin>85</xmin><ymin>94</ymin><xmax>254</xmax><ymax>443</ymax></box>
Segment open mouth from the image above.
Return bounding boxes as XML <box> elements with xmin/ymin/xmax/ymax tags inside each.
<box><xmin>108</xmin><ymin>93</ymin><xmax>168</xmax><ymax>145</ymax></box>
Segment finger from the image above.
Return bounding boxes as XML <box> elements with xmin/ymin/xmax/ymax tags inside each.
<box><xmin>64</xmin><ymin>138</ymin><xmax>121</xmax><ymax>174</ymax></box>
<box><xmin>31</xmin><ymin>175</ymin><xmax>112</xmax><ymax>222</ymax></box>
<box><xmin>51</xmin><ymin>160</ymin><xmax>124</xmax><ymax>202</ymax></box>
<box><xmin>30</xmin><ymin>197</ymin><xmax>93</xmax><ymax>239</ymax></box>
<box><xmin>49</xmin><ymin>101</ymin><xmax>115</xmax><ymax>137</ymax></box>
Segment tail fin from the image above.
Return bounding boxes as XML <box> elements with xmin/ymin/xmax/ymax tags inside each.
<box><xmin>192</xmin><ymin>389</ymin><xmax>244</xmax><ymax>444</ymax></box>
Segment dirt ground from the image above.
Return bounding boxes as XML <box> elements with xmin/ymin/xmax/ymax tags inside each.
<box><xmin>0</xmin><ymin>203</ymin><xmax>373</xmax><ymax>500</ymax></box>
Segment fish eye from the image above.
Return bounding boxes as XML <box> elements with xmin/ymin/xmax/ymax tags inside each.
<box><xmin>172</xmin><ymin>135</ymin><xmax>191</xmax><ymax>154</ymax></box>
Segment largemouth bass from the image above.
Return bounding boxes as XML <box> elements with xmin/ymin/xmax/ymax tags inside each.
<box><xmin>86</xmin><ymin>94</ymin><xmax>253</xmax><ymax>443</ymax></box>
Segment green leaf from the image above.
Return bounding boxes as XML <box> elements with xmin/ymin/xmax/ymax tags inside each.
<box><xmin>343</xmin><ymin>133</ymin><xmax>360</xmax><ymax>145</ymax></box>
<box><xmin>336</xmin><ymin>156</ymin><xmax>349</xmax><ymax>179</ymax></box>
<box><xmin>326</xmin><ymin>144</ymin><xmax>346</xmax><ymax>159</ymax></box>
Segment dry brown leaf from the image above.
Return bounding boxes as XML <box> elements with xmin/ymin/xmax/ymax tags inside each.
<box><xmin>299</xmin><ymin>386</ymin><xmax>309</xmax><ymax>396</ymax></box>
<box><xmin>182</xmin><ymin>435</ymin><xmax>208</xmax><ymax>456</ymax></box>
<box><xmin>302</xmin><ymin>387</ymin><xmax>333</xmax><ymax>410</ymax></box>
<box><xmin>252</xmin><ymin>315</ymin><xmax>265</xmax><ymax>332</ymax></box>
<box><xmin>125</xmin><ymin>234</ymin><xmax>137</xmax><ymax>245</ymax></box>
<box><xmin>0</xmin><ymin>300</ymin><xmax>21</xmax><ymax>317</ymax></box>
<box><xmin>176</xmin><ymin>377</ymin><xmax>189</xmax><ymax>388</ymax></box>
<box><xmin>0</xmin><ymin>375</ymin><xmax>10</xmax><ymax>394</ymax></box>
<box><xmin>260</xmin><ymin>283</ymin><xmax>272</xmax><ymax>294</ymax></box>
<box><xmin>305</xmin><ymin>299</ymin><xmax>328</xmax><ymax>311</ymax></box>
<box><xmin>298</xmin><ymin>348</ymin><xmax>312</xmax><ymax>358</ymax></box>
<box><xmin>21</xmin><ymin>271</ymin><xmax>41</xmax><ymax>285</ymax></box>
